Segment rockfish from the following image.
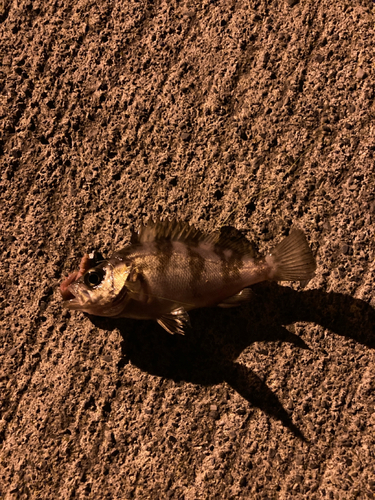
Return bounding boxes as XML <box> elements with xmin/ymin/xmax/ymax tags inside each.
<box><xmin>60</xmin><ymin>219</ymin><xmax>316</xmax><ymax>334</ymax></box>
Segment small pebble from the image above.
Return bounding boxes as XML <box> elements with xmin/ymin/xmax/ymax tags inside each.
<box><xmin>355</xmin><ymin>68</ymin><xmax>366</xmax><ymax>80</ymax></box>
<box><xmin>341</xmin><ymin>244</ymin><xmax>349</xmax><ymax>255</ymax></box>
<box><xmin>181</xmin><ymin>132</ymin><xmax>191</xmax><ymax>141</ymax></box>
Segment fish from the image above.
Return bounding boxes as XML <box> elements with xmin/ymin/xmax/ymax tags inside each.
<box><xmin>60</xmin><ymin>219</ymin><xmax>316</xmax><ymax>335</ymax></box>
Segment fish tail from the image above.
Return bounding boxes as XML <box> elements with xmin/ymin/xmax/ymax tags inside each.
<box><xmin>266</xmin><ymin>229</ymin><xmax>316</xmax><ymax>281</ymax></box>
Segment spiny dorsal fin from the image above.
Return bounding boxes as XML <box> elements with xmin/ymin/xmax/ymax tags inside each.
<box><xmin>131</xmin><ymin>218</ymin><xmax>257</xmax><ymax>257</ymax></box>
<box><xmin>133</xmin><ymin>217</ymin><xmax>216</xmax><ymax>245</ymax></box>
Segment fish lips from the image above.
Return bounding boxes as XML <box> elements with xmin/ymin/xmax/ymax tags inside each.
<box><xmin>62</xmin><ymin>282</ymin><xmax>91</xmax><ymax>310</ymax></box>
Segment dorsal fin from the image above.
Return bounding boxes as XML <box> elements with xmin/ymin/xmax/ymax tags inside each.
<box><xmin>132</xmin><ymin>217</ymin><xmax>218</xmax><ymax>246</ymax></box>
<box><xmin>215</xmin><ymin>226</ymin><xmax>258</xmax><ymax>258</ymax></box>
<box><xmin>130</xmin><ymin>218</ymin><xmax>258</xmax><ymax>258</ymax></box>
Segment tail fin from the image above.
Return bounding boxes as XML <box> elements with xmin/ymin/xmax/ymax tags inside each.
<box><xmin>266</xmin><ymin>229</ymin><xmax>316</xmax><ymax>281</ymax></box>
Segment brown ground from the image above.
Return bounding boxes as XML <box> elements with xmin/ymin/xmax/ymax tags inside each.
<box><xmin>1</xmin><ymin>0</ymin><xmax>375</xmax><ymax>498</ymax></box>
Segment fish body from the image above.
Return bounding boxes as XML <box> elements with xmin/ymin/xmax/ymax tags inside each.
<box><xmin>61</xmin><ymin>219</ymin><xmax>316</xmax><ymax>334</ymax></box>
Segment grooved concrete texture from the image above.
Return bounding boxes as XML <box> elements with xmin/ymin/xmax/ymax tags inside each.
<box><xmin>1</xmin><ymin>0</ymin><xmax>375</xmax><ymax>498</ymax></box>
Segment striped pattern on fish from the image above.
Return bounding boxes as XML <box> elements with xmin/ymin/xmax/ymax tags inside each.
<box><xmin>60</xmin><ymin>218</ymin><xmax>316</xmax><ymax>334</ymax></box>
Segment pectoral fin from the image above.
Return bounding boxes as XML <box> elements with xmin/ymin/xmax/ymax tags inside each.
<box><xmin>218</xmin><ymin>288</ymin><xmax>256</xmax><ymax>308</ymax></box>
<box><xmin>124</xmin><ymin>266</ymin><xmax>145</xmax><ymax>296</ymax></box>
<box><xmin>157</xmin><ymin>307</ymin><xmax>191</xmax><ymax>335</ymax></box>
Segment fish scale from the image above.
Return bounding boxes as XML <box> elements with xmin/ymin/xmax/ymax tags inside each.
<box><xmin>60</xmin><ymin>219</ymin><xmax>316</xmax><ymax>334</ymax></box>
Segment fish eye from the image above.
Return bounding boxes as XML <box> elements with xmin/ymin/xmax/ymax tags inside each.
<box><xmin>84</xmin><ymin>269</ymin><xmax>105</xmax><ymax>288</ymax></box>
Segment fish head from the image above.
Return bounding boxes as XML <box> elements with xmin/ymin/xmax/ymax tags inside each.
<box><xmin>62</xmin><ymin>259</ymin><xmax>131</xmax><ymax>316</ymax></box>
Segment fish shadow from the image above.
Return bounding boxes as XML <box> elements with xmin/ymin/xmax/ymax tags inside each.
<box><xmin>90</xmin><ymin>283</ymin><xmax>375</xmax><ymax>442</ymax></box>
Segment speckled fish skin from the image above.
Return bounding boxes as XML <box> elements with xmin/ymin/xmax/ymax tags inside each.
<box><xmin>61</xmin><ymin>219</ymin><xmax>316</xmax><ymax>334</ymax></box>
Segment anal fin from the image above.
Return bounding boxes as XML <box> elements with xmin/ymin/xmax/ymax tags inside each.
<box><xmin>157</xmin><ymin>307</ymin><xmax>191</xmax><ymax>335</ymax></box>
<box><xmin>218</xmin><ymin>288</ymin><xmax>256</xmax><ymax>308</ymax></box>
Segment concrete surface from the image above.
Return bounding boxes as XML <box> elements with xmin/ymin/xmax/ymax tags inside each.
<box><xmin>1</xmin><ymin>0</ymin><xmax>375</xmax><ymax>498</ymax></box>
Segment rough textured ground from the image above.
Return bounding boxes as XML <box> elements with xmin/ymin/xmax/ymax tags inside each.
<box><xmin>1</xmin><ymin>0</ymin><xmax>375</xmax><ymax>498</ymax></box>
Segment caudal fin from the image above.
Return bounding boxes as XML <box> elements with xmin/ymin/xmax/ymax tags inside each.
<box><xmin>266</xmin><ymin>229</ymin><xmax>316</xmax><ymax>281</ymax></box>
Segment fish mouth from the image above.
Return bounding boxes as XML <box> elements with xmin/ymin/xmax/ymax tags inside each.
<box><xmin>62</xmin><ymin>298</ymin><xmax>81</xmax><ymax>310</ymax></box>
<box><xmin>60</xmin><ymin>271</ymin><xmax>79</xmax><ymax>301</ymax></box>
<box><xmin>61</xmin><ymin>282</ymin><xmax>91</xmax><ymax>310</ymax></box>
<box><xmin>60</xmin><ymin>280</ymin><xmax>90</xmax><ymax>310</ymax></box>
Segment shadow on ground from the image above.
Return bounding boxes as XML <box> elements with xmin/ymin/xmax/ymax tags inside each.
<box><xmin>90</xmin><ymin>284</ymin><xmax>375</xmax><ymax>442</ymax></box>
